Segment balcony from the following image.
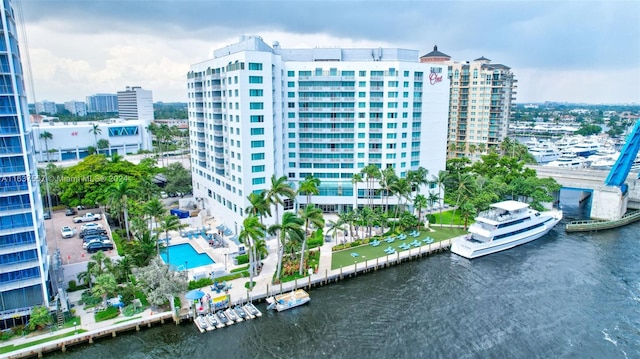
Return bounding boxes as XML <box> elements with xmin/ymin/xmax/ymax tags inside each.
<box><xmin>0</xmin><ymin>276</ymin><xmax>42</xmax><ymax>293</ymax></box>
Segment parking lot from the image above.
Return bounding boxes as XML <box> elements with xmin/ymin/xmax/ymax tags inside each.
<box><xmin>44</xmin><ymin>207</ymin><xmax>119</xmax><ymax>266</ymax></box>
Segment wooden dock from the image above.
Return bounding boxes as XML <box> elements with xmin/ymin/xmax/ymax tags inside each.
<box><xmin>566</xmin><ymin>210</ymin><xmax>640</xmax><ymax>232</ymax></box>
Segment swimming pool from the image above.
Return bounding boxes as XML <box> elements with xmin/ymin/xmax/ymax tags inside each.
<box><xmin>160</xmin><ymin>243</ymin><xmax>215</xmax><ymax>270</ymax></box>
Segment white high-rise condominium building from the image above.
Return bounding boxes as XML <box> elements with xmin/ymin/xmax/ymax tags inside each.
<box><xmin>188</xmin><ymin>36</ymin><xmax>449</xmax><ymax>229</ymax></box>
<box><xmin>35</xmin><ymin>100</ymin><xmax>56</xmax><ymax>115</ymax></box>
<box><xmin>0</xmin><ymin>0</ymin><xmax>53</xmax><ymax>329</ymax></box>
<box><xmin>86</xmin><ymin>93</ymin><xmax>118</xmax><ymax>113</ymax></box>
<box><xmin>117</xmin><ymin>86</ymin><xmax>154</xmax><ymax>121</ymax></box>
<box><xmin>420</xmin><ymin>46</ymin><xmax>517</xmax><ymax>160</ymax></box>
<box><xmin>64</xmin><ymin>100</ymin><xmax>86</xmax><ymax>116</ymax></box>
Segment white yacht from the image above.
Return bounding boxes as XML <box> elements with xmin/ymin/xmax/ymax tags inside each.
<box><xmin>545</xmin><ymin>151</ymin><xmax>586</xmax><ymax>168</ymax></box>
<box><xmin>566</xmin><ymin>142</ymin><xmax>600</xmax><ymax>157</ymax></box>
<box><xmin>451</xmin><ymin>200</ymin><xmax>563</xmax><ymax>259</ymax></box>
<box><xmin>529</xmin><ymin>146</ymin><xmax>560</xmax><ymax>163</ymax></box>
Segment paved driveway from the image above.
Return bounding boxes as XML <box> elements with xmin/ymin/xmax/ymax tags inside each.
<box><xmin>45</xmin><ymin>208</ymin><xmax>120</xmax><ymax>284</ymax></box>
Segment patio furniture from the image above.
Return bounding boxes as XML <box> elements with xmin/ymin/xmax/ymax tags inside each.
<box><xmin>350</xmin><ymin>252</ymin><xmax>359</xmax><ymax>257</ymax></box>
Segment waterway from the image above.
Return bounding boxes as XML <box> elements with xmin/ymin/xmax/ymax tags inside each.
<box><xmin>47</xmin><ymin>198</ymin><xmax>640</xmax><ymax>359</ymax></box>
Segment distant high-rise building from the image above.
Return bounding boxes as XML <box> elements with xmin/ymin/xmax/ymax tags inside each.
<box><xmin>35</xmin><ymin>100</ymin><xmax>57</xmax><ymax>115</ymax></box>
<box><xmin>64</xmin><ymin>100</ymin><xmax>86</xmax><ymax>116</ymax></box>
<box><xmin>420</xmin><ymin>46</ymin><xmax>517</xmax><ymax>160</ymax></box>
<box><xmin>187</xmin><ymin>35</ymin><xmax>449</xmax><ymax>229</ymax></box>
<box><xmin>86</xmin><ymin>93</ymin><xmax>118</xmax><ymax>113</ymax></box>
<box><xmin>117</xmin><ymin>86</ymin><xmax>154</xmax><ymax>121</ymax></box>
<box><xmin>0</xmin><ymin>0</ymin><xmax>53</xmax><ymax>329</ymax></box>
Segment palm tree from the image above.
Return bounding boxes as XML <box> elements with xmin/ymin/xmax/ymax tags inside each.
<box><xmin>266</xmin><ymin>175</ymin><xmax>296</xmax><ymax>225</ymax></box>
<box><xmin>89</xmin><ymin>123</ymin><xmax>102</xmax><ymax>149</ymax></box>
<box><xmin>413</xmin><ymin>194</ymin><xmax>427</xmax><ymax>228</ymax></box>
<box><xmin>478</xmin><ymin>143</ymin><xmax>487</xmax><ymax>154</ymax></box>
<box><xmin>246</xmin><ymin>191</ymin><xmax>271</xmax><ymax>225</ymax></box>
<box><xmin>129</xmin><ymin>230</ymin><xmax>160</xmax><ymax>267</ymax></box>
<box><xmin>326</xmin><ymin>219</ymin><xmax>344</xmax><ymax>243</ymax></box>
<box><xmin>361</xmin><ymin>164</ymin><xmax>381</xmax><ymax>208</ymax></box>
<box><xmin>107</xmin><ymin>181</ymin><xmax>137</xmax><ymax>241</ymax></box>
<box><xmin>113</xmin><ymin>256</ymin><xmax>133</xmax><ymax>284</ymax></box>
<box><xmin>351</xmin><ymin>173</ymin><xmax>363</xmax><ymax>209</ymax></box>
<box><xmin>238</xmin><ymin>215</ymin><xmax>265</xmax><ymax>289</ymax></box>
<box><xmin>297</xmin><ymin>175</ymin><xmax>320</xmax><ymax>208</ymax></box>
<box><xmin>253</xmin><ymin>238</ymin><xmax>268</xmax><ymax>268</ymax></box>
<box><xmin>39</xmin><ymin>131</ymin><xmax>53</xmax><ymax>162</ymax></box>
<box><xmin>459</xmin><ymin>202</ymin><xmax>477</xmax><ymax>230</ymax></box>
<box><xmin>92</xmin><ymin>273</ymin><xmax>117</xmax><ymax>308</ymax></box>
<box><xmin>156</xmin><ymin>215</ymin><xmax>188</xmax><ymax>265</ymax></box>
<box><xmin>144</xmin><ymin>198</ymin><xmax>166</xmax><ymax>232</ymax></box>
<box><xmin>431</xmin><ymin>170</ymin><xmax>448</xmax><ymax>227</ymax></box>
<box><xmin>390</xmin><ymin>178</ymin><xmax>411</xmax><ymax>223</ymax></box>
<box><xmin>380</xmin><ymin>167</ymin><xmax>397</xmax><ymax>214</ymax></box>
<box><xmin>297</xmin><ymin>204</ymin><xmax>324</xmax><ymax>275</ymax></box>
<box><xmin>268</xmin><ymin>212</ymin><xmax>304</xmax><ymax>281</ymax></box>
<box><xmin>450</xmin><ymin>172</ymin><xmax>475</xmax><ymax>227</ymax></box>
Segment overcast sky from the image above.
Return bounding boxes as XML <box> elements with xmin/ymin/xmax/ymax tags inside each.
<box><xmin>20</xmin><ymin>0</ymin><xmax>640</xmax><ymax>104</ymax></box>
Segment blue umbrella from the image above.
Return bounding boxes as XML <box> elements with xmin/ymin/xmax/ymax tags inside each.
<box><xmin>185</xmin><ymin>289</ymin><xmax>205</xmax><ymax>300</ymax></box>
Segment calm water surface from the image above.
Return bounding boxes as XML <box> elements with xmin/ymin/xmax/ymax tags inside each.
<box><xmin>49</xmin><ymin>201</ymin><xmax>640</xmax><ymax>358</ymax></box>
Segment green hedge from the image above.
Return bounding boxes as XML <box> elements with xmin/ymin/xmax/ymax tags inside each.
<box><xmin>188</xmin><ymin>277</ymin><xmax>213</xmax><ymax>290</ymax></box>
<box><xmin>112</xmin><ymin>232</ymin><xmax>125</xmax><ymax>256</ymax></box>
<box><xmin>230</xmin><ymin>265</ymin><xmax>249</xmax><ymax>273</ymax></box>
<box><xmin>235</xmin><ymin>254</ymin><xmax>249</xmax><ymax>265</ymax></box>
<box><xmin>94</xmin><ymin>306</ymin><xmax>120</xmax><ymax>322</ymax></box>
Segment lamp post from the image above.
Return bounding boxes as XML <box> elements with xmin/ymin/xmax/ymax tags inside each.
<box><xmin>73</xmin><ymin>321</ymin><xmax>77</xmax><ymax>334</ymax></box>
<box><xmin>184</xmin><ymin>261</ymin><xmax>188</xmax><ymax>280</ymax></box>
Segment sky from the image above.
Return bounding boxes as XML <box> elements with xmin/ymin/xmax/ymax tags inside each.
<box><xmin>19</xmin><ymin>0</ymin><xmax>640</xmax><ymax>105</ymax></box>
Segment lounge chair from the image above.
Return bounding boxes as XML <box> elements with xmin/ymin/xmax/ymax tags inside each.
<box><xmin>350</xmin><ymin>252</ymin><xmax>359</xmax><ymax>257</ymax></box>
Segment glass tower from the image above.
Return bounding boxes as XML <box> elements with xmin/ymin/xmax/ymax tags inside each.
<box><xmin>0</xmin><ymin>0</ymin><xmax>52</xmax><ymax>329</ymax></box>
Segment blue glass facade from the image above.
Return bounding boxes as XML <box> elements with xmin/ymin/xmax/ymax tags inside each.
<box><xmin>0</xmin><ymin>0</ymin><xmax>51</xmax><ymax>329</ymax></box>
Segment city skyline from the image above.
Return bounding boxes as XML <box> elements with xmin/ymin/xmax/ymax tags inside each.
<box><xmin>21</xmin><ymin>0</ymin><xmax>640</xmax><ymax>104</ymax></box>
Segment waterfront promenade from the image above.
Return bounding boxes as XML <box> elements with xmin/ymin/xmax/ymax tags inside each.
<box><xmin>1</xmin><ymin>226</ymin><xmax>457</xmax><ymax>358</ymax></box>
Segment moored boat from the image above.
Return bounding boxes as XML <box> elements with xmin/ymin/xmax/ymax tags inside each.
<box><xmin>266</xmin><ymin>289</ymin><xmax>310</xmax><ymax>312</ymax></box>
<box><xmin>451</xmin><ymin>200</ymin><xmax>562</xmax><ymax>259</ymax></box>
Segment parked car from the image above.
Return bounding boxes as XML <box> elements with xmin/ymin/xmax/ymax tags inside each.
<box><xmin>86</xmin><ymin>241</ymin><xmax>114</xmax><ymax>253</ymax></box>
<box><xmin>82</xmin><ymin>235</ymin><xmax>109</xmax><ymax>243</ymax></box>
<box><xmin>83</xmin><ymin>238</ymin><xmax>112</xmax><ymax>249</ymax></box>
<box><xmin>73</xmin><ymin>213</ymin><xmax>101</xmax><ymax>223</ymax></box>
<box><xmin>65</xmin><ymin>207</ymin><xmax>77</xmax><ymax>216</ymax></box>
<box><xmin>60</xmin><ymin>226</ymin><xmax>75</xmax><ymax>239</ymax></box>
<box><xmin>79</xmin><ymin>229</ymin><xmax>108</xmax><ymax>239</ymax></box>
<box><xmin>81</xmin><ymin>223</ymin><xmax>103</xmax><ymax>231</ymax></box>
<box><xmin>43</xmin><ymin>211</ymin><xmax>51</xmax><ymax>220</ymax></box>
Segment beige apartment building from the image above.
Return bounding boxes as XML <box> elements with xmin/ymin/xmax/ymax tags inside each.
<box><xmin>420</xmin><ymin>46</ymin><xmax>517</xmax><ymax>160</ymax></box>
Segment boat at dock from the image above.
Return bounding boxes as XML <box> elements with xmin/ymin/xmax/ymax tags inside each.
<box><xmin>216</xmin><ymin>310</ymin><xmax>232</xmax><ymax>326</ymax></box>
<box><xmin>195</xmin><ymin>315</ymin><xmax>208</xmax><ymax>333</ymax></box>
<box><xmin>225</xmin><ymin>308</ymin><xmax>241</xmax><ymax>322</ymax></box>
<box><xmin>244</xmin><ymin>303</ymin><xmax>262</xmax><ymax>317</ymax></box>
<box><xmin>451</xmin><ymin>200</ymin><xmax>563</xmax><ymax>259</ymax></box>
<box><xmin>266</xmin><ymin>289</ymin><xmax>311</xmax><ymax>312</ymax></box>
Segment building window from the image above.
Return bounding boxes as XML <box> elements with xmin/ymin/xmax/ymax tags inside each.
<box><xmin>252</xmin><ymin>177</ymin><xmax>265</xmax><ymax>185</ymax></box>
<box><xmin>249</xmin><ymin>76</ymin><xmax>263</xmax><ymax>84</ymax></box>
<box><xmin>250</xmin><ymin>128</ymin><xmax>264</xmax><ymax>135</ymax></box>
<box><xmin>249</xmin><ymin>89</ymin><xmax>263</xmax><ymax>96</ymax></box>
<box><xmin>252</xmin><ymin>165</ymin><xmax>265</xmax><ymax>173</ymax></box>
<box><xmin>251</xmin><ymin>140</ymin><xmax>264</xmax><ymax>148</ymax></box>
<box><xmin>248</xmin><ymin>63</ymin><xmax>263</xmax><ymax>70</ymax></box>
<box><xmin>250</xmin><ymin>115</ymin><xmax>264</xmax><ymax>123</ymax></box>
<box><xmin>249</xmin><ymin>102</ymin><xmax>264</xmax><ymax>110</ymax></box>
<box><xmin>251</xmin><ymin>153</ymin><xmax>265</xmax><ymax>160</ymax></box>
<box><xmin>288</xmin><ymin>81</ymin><xmax>295</xmax><ymax>87</ymax></box>
<box><xmin>287</xmin><ymin>71</ymin><xmax>295</xmax><ymax>77</ymax></box>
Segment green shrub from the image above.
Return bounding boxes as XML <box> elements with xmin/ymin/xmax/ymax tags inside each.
<box><xmin>231</xmin><ymin>265</ymin><xmax>249</xmax><ymax>273</ymax></box>
<box><xmin>428</xmin><ymin>214</ymin><xmax>437</xmax><ymax>224</ymax></box>
<box><xmin>235</xmin><ymin>254</ymin><xmax>249</xmax><ymax>265</ymax></box>
<box><xmin>134</xmin><ymin>291</ymin><xmax>149</xmax><ymax>306</ymax></box>
<box><xmin>307</xmin><ymin>236</ymin><xmax>324</xmax><ymax>249</ymax></box>
<box><xmin>112</xmin><ymin>232</ymin><xmax>125</xmax><ymax>256</ymax></box>
<box><xmin>188</xmin><ymin>277</ymin><xmax>213</xmax><ymax>290</ymax></box>
<box><xmin>94</xmin><ymin>306</ymin><xmax>120</xmax><ymax>322</ymax></box>
<box><xmin>67</xmin><ymin>280</ymin><xmax>77</xmax><ymax>292</ymax></box>
<box><xmin>213</xmin><ymin>272</ymin><xmax>246</xmax><ymax>282</ymax></box>
<box><xmin>1</xmin><ymin>330</ymin><xmax>13</xmax><ymax>341</ymax></box>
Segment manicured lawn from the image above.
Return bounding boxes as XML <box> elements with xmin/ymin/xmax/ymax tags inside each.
<box><xmin>331</xmin><ymin>227</ymin><xmax>467</xmax><ymax>270</ymax></box>
<box><xmin>427</xmin><ymin>208</ymin><xmax>475</xmax><ymax>226</ymax></box>
<box><xmin>0</xmin><ymin>330</ymin><xmax>88</xmax><ymax>354</ymax></box>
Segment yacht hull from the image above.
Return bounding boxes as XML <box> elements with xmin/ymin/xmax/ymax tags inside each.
<box><xmin>451</xmin><ymin>210</ymin><xmax>562</xmax><ymax>259</ymax></box>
